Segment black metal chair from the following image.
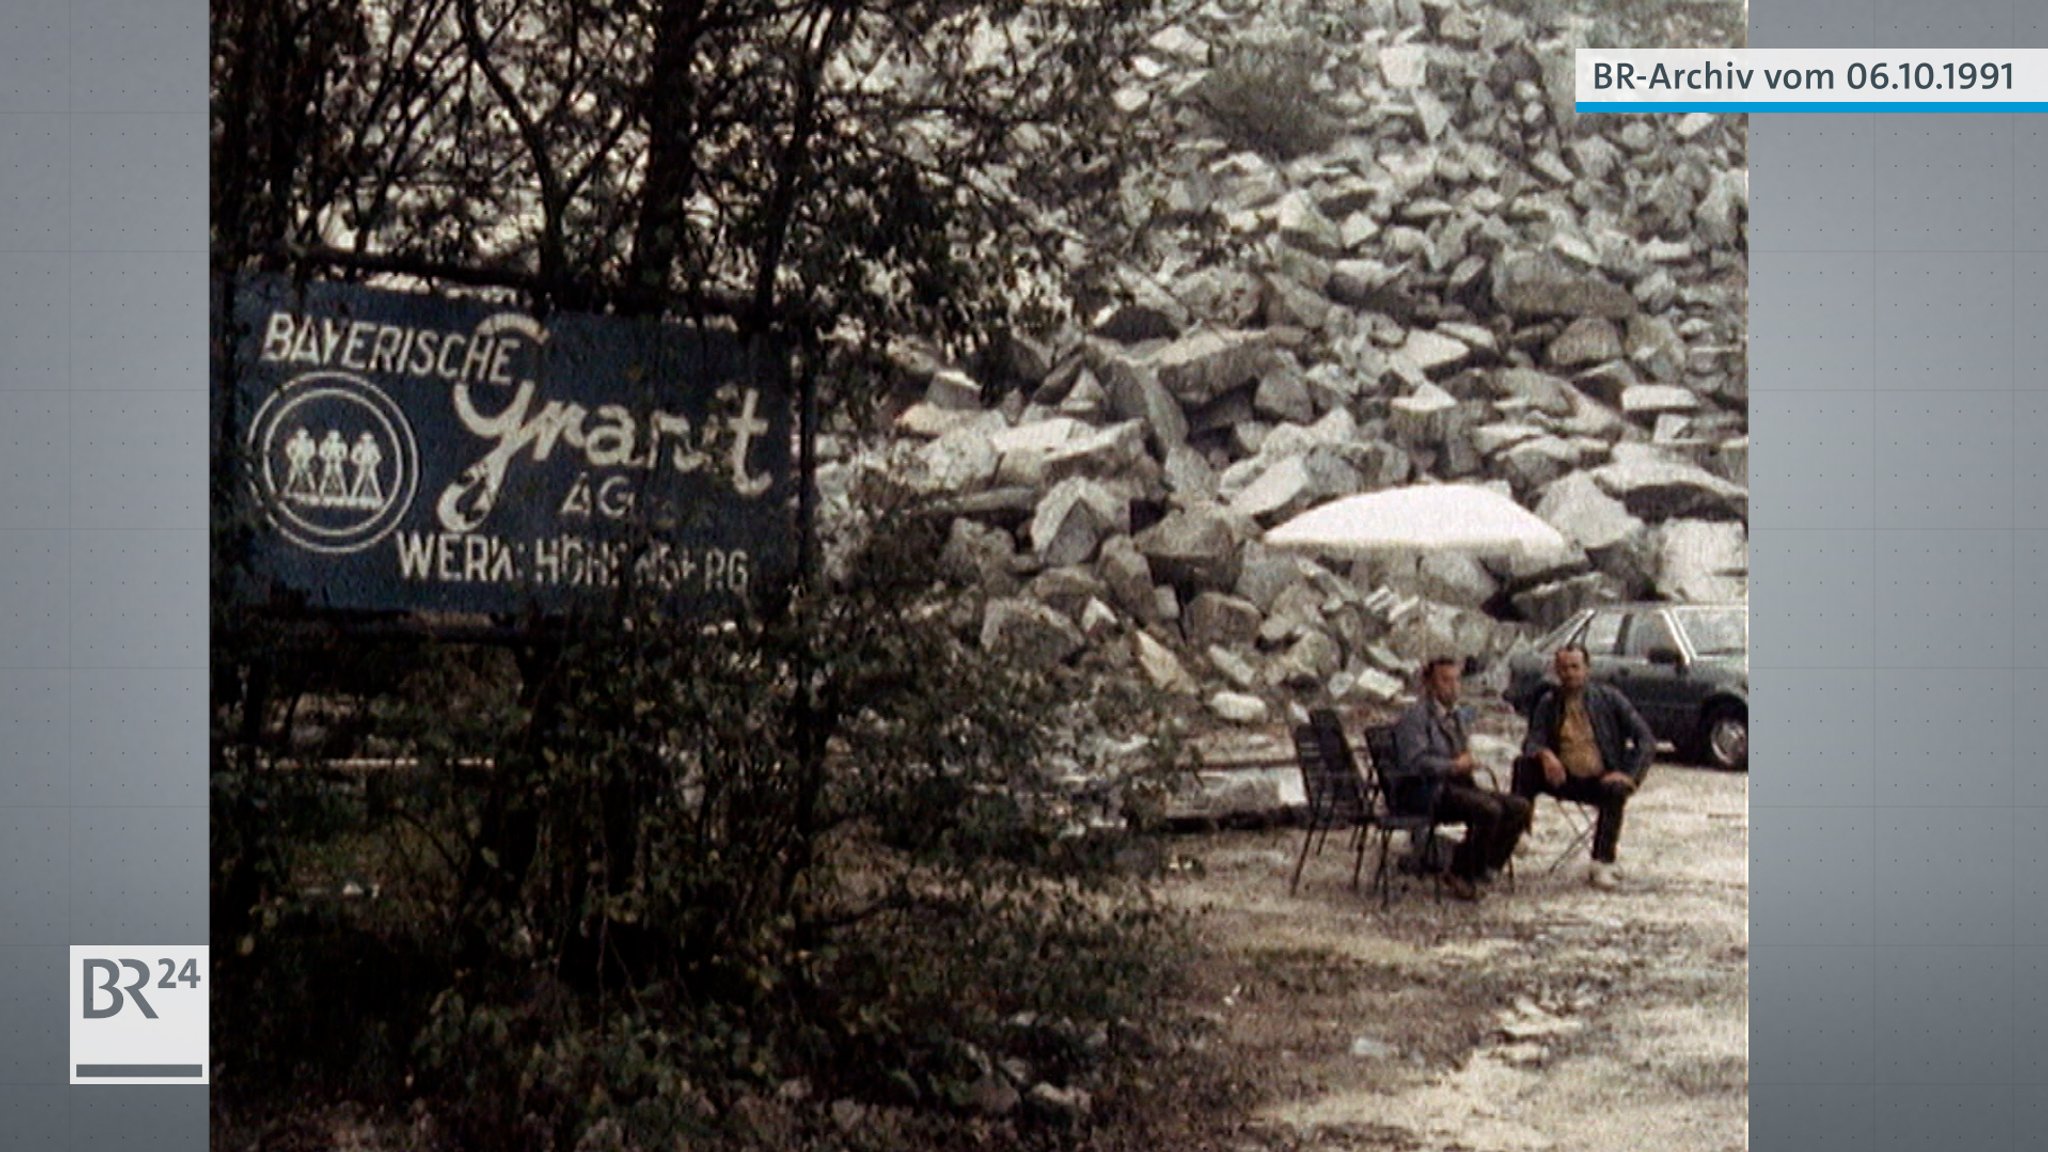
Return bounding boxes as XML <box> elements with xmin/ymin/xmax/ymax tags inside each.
<box><xmin>1355</xmin><ymin>720</ymin><xmax>1446</xmax><ymax>907</ymax></box>
<box><xmin>1287</xmin><ymin>721</ymin><xmax>1373</xmax><ymax>896</ymax></box>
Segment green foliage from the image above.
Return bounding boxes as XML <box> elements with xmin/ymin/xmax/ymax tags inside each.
<box><xmin>213</xmin><ymin>503</ymin><xmax>1186</xmax><ymax>1148</ymax></box>
<box><xmin>211</xmin><ymin>2</ymin><xmax>1185</xmax><ymax>1144</ymax></box>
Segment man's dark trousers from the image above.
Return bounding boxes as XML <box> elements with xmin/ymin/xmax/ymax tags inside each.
<box><xmin>1511</xmin><ymin>756</ymin><xmax>1632</xmax><ymax>863</ymax></box>
<box><xmin>1435</xmin><ymin>781</ymin><xmax>1532</xmax><ymax>879</ymax></box>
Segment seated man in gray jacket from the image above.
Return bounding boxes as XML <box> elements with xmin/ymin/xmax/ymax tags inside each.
<box><xmin>1393</xmin><ymin>656</ymin><xmax>1533</xmax><ymax>901</ymax></box>
<box><xmin>1512</xmin><ymin>644</ymin><xmax>1658</xmax><ymax>890</ymax></box>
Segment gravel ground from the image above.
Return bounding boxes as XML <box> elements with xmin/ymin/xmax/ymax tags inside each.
<box><xmin>1157</xmin><ymin>719</ymin><xmax>1747</xmax><ymax>1152</ymax></box>
<box><xmin>233</xmin><ymin>701</ymin><xmax>1747</xmax><ymax>1152</ymax></box>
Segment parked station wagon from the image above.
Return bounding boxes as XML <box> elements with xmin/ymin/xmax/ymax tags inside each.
<box><xmin>1502</xmin><ymin>602</ymin><xmax>1748</xmax><ymax>771</ymax></box>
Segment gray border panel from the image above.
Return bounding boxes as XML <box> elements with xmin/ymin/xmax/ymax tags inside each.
<box><xmin>1754</xmin><ymin>6</ymin><xmax>2045</xmax><ymax>1151</ymax></box>
<box><xmin>0</xmin><ymin>0</ymin><xmax>208</xmax><ymax>1147</ymax></box>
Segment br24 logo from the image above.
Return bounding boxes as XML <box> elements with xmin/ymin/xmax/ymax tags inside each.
<box><xmin>82</xmin><ymin>957</ymin><xmax>202</xmax><ymax>1019</ymax></box>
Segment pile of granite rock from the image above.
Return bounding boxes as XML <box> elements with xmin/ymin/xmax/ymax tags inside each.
<box><xmin>818</xmin><ymin>0</ymin><xmax>1747</xmax><ymax>731</ymax></box>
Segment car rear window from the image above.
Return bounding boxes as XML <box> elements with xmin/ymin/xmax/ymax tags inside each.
<box><xmin>1621</xmin><ymin>613</ymin><xmax>1678</xmax><ymax>658</ymax></box>
<box><xmin>1583</xmin><ymin>611</ymin><xmax>1623</xmax><ymax>655</ymax></box>
<box><xmin>1673</xmin><ymin>606</ymin><xmax>1747</xmax><ymax>656</ymax></box>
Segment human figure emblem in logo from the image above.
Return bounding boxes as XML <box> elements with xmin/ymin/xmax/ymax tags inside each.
<box><xmin>316</xmin><ymin>430</ymin><xmax>350</xmax><ymax>500</ymax></box>
<box><xmin>283</xmin><ymin>427</ymin><xmax>318</xmax><ymax>497</ymax></box>
<box><xmin>349</xmin><ymin>432</ymin><xmax>385</xmax><ymax>504</ymax></box>
<box><xmin>250</xmin><ymin>371</ymin><xmax>420</xmax><ymax>555</ymax></box>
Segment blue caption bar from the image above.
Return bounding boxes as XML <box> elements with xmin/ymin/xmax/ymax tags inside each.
<box><xmin>1581</xmin><ymin>101</ymin><xmax>2048</xmax><ymax>113</ymax></box>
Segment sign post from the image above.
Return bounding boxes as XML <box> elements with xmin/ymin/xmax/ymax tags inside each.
<box><xmin>217</xmin><ymin>274</ymin><xmax>794</xmax><ymax>619</ymax></box>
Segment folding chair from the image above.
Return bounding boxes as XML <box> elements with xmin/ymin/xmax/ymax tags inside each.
<box><xmin>1355</xmin><ymin>721</ymin><xmax>1447</xmax><ymax>908</ymax></box>
<box><xmin>1539</xmin><ymin>793</ymin><xmax>1597</xmax><ymax>876</ymax></box>
<box><xmin>1287</xmin><ymin>722</ymin><xmax>1372</xmax><ymax>895</ymax></box>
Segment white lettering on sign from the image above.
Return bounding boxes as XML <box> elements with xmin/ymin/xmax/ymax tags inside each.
<box><xmin>561</xmin><ymin>473</ymin><xmax>594</xmax><ymax>519</ymax></box>
<box><xmin>558</xmin><ymin>472</ymin><xmax>641</xmax><ymax>521</ymax></box>
<box><xmin>395</xmin><ymin>532</ymin><xmax>522</xmax><ymax>583</ymax></box>
<box><xmin>258</xmin><ymin>310</ymin><xmax>542</xmax><ymax>389</ymax></box>
<box><xmin>393</xmin><ymin>532</ymin><xmax>750</xmax><ymax>594</ymax></box>
<box><xmin>436</xmin><ymin>382</ymin><xmax>771</xmax><ymax>534</ymax></box>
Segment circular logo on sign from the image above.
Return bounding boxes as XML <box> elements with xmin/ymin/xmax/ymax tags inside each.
<box><xmin>249</xmin><ymin>371</ymin><xmax>419</xmax><ymax>555</ymax></box>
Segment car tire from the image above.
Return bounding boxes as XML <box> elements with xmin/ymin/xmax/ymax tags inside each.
<box><xmin>1698</xmin><ymin>706</ymin><xmax>1747</xmax><ymax>772</ymax></box>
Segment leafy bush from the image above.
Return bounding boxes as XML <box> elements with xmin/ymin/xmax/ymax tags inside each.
<box><xmin>214</xmin><ymin>498</ymin><xmax>1186</xmax><ymax>1150</ymax></box>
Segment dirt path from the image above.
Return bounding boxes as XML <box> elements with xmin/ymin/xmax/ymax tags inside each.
<box><xmin>1157</xmin><ymin>755</ymin><xmax>1747</xmax><ymax>1152</ymax></box>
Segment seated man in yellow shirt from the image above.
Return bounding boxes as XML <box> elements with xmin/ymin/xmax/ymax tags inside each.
<box><xmin>1512</xmin><ymin>645</ymin><xmax>1658</xmax><ymax>890</ymax></box>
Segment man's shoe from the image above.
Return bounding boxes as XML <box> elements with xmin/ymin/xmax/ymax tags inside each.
<box><xmin>1589</xmin><ymin>863</ymin><xmax>1620</xmax><ymax>891</ymax></box>
<box><xmin>1444</xmin><ymin>873</ymin><xmax>1481</xmax><ymax>902</ymax></box>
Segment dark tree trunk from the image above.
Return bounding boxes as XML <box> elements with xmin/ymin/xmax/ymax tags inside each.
<box><xmin>625</xmin><ymin>0</ymin><xmax>706</xmax><ymax>303</ymax></box>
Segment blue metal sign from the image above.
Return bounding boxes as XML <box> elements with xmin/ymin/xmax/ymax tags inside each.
<box><xmin>219</xmin><ymin>274</ymin><xmax>794</xmax><ymax>616</ymax></box>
